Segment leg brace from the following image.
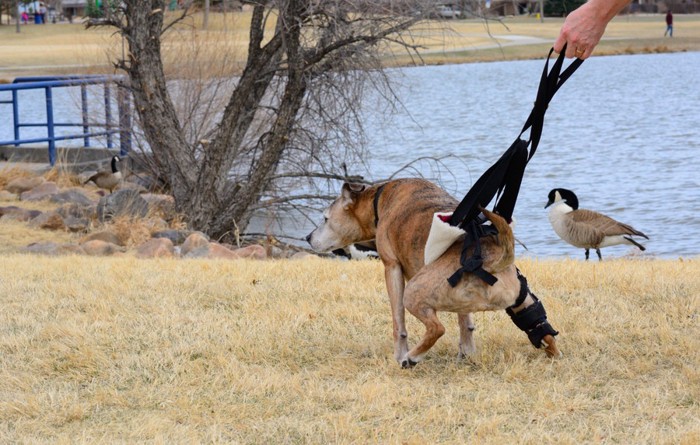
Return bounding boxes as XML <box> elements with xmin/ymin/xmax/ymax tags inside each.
<box><xmin>506</xmin><ymin>272</ymin><xmax>559</xmax><ymax>348</ymax></box>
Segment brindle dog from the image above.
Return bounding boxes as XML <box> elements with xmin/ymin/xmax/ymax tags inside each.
<box><xmin>307</xmin><ymin>178</ymin><xmax>559</xmax><ymax>367</ymax></box>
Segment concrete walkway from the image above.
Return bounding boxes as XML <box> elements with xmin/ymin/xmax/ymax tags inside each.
<box><xmin>0</xmin><ymin>161</ymin><xmax>52</xmax><ymax>174</ymax></box>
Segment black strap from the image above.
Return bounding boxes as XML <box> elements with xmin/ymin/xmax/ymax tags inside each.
<box><xmin>447</xmin><ymin>220</ymin><xmax>499</xmax><ymax>287</ymax></box>
<box><xmin>450</xmin><ymin>46</ymin><xmax>582</xmax><ymax>228</ymax></box>
<box><xmin>506</xmin><ymin>268</ymin><xmax>531</xmax><ymax>314</ymax></box>
<box><xmin>446</xmin><ymin>47</ymin><xmax>583</xmax><ymax>287</ymax></box>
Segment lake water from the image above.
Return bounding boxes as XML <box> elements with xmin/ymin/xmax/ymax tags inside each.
<box><xmin>2</xmin><ymin>52</ymin><xmax>699</xmax><ymax>259</ymax></box>
<box><xmin>356</xmin><ymin>51</ymin><xmax>700</xmax><ymax>259</ymax></box>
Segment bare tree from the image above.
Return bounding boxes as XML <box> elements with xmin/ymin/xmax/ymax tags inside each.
<box><xmin>91</xmin><ymin>1</ymin><xmax>443</xmax><ymax>241</ymax></box>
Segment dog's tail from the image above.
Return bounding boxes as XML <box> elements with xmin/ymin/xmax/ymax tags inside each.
<box><xmin>480</xmin><ymin>206</ymin><xmax>515</xmax><ymax>273</ymax></box>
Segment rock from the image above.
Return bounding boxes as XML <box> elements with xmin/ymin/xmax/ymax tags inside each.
<box><xmin>269</xmin><ymin>245</ymin><xmax>285</xmax><ymax>259</ymax></box>
<box><xmin>57</xmin><ymin>203</ymin><xmax>94</xmax><ymax>219</ymax></box>
<box><xmin>151</xmin><ymin>229</ymin><xmax>192</xmax><ymax>245</ymax></box>
<box><xmin>290</xmin><ymin>251</ymin><xmax>316</xmax><ymax>260</ymax></box>
<box><xmin>208</xmin><ymin>243</ymin><xmax>241</xmax><ymax>259</ymax></box>
<box><xmin>183</xmin><ymin>243</ymin><xmax>266</xmax><ymax>260</ymax></box>
<box><xmin>183</xmin><ymin>245</ymin><xmax>210</xmax><ymax>258</ymax></box>
<box><xmin>80</xmin><ymin>230</ymin><xmax>123</xmax><ymax>246</ymax></box>
<box><xmin>0</xmin><ymin>190</ymin><xmax>17</xmax><ymax>201</ymax></box>
<box><xmin>180</xmin><ymin>232</ymin><xmax>210</xmax><ymax>256</ymax></box>
<box><xmin>125</xmin><ymin>173</ymin><xmax>166</xmax><ymax>193</ymax></box>
<box><xmin>64</xmin><ymin>216</ymin><xmax>90</xmax><ymax>232</ymax></box>
<box><xmin>118</xmin><ymin>181</ymin><xmax>147</xmax><ymax>194</ymax></box>
<box><xmin>96</xmin><ymin>189</ymin><xmax>149</xmax><ymax>222</ymax></box>
<box><xmin>141</xmin><ymin>193</ymin><xmax>176</xmax><ymax>220</ymax></box>
<box><xmin>50</xmin><ymin>188</ymin><xmax>95</xmax><ymax>206</ymax></box>
<box><xmin>136</xmin><ymin>238</ymin><xmax>175</xmax><ymax>258</ymax></box>
<box><xmin>5</xmin><ymin>176</ymin><xmax>44</xmax><ymax>194</ymax></box>
<box><xmin>81</xmin><ymin>240</ymin><xmax>124</xmax><ymax>256</ymax></box>
<box><xmin>183</xmin><ymin>243</ymin><xmax>241</xmax><ymax>259</ymax></box>
<box><xmin>29</xmin><ymin>211</ymin><xmax>66</xmax><ymax>231</ymax></box>
<box><xmin>145</xmin><ymin>217</ymin><xmax>169</xmax><ymax>231</ymax></box>
<box><xmin>0</xmin><ymin>206</ymin><xmax>41</xmax><ymax>222</ymax></box>
<box><xmin>20</xmin><ymin>182</ymin><xmax>59</xmax><ymax>201</ymax></box>
<box><xmin>22</xmin><ymin>242</ymin><xmax>84</xmax><ymax>256</ymax></box>
<box><xmin>233</xmin><ymin>244</ymin><xmax>266</xmax><ymax>260</ymax></box>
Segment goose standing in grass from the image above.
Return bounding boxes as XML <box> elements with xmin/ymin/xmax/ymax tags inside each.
<box><xmin>85</xmin><ymin>155</ymin><xmax>122</xmax><ymax>194</ymax></box>
<box><xmin>545</xmin><ymin>188</ymin><xmax>649</xmax><ymax>260</ymax></box>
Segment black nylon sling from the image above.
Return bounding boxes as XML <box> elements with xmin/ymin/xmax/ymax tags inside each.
<box><xmin>446</xmin><ymin>47</ymin><xmax>583</xmax><ymax>287</ymax></box>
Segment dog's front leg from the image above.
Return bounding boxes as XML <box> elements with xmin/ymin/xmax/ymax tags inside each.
<box><xmin>384</xmin><ymin>262</ymin><xmax>408</xmax><ymax>362</ymax></box>
<box><xmin>457</xmin><ymin>313</ymin><xmax>477</xmax><ymax>358</ymax></box>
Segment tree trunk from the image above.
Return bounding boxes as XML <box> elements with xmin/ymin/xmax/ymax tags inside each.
<box><xmin>121</xmin><ymin>1</ymin><xmax>197</xmax><ymax>205</ymax></box>
<box><xmin>100</xmin><ymin>0</ymin><xmax>426</xmax><ymax>242</ymax></box>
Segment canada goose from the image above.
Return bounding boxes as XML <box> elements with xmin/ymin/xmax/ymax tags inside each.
<box><xmin>545</xmin><ymin>188</ymin><xmax>649</xmax><ymax>260</ymax></box>
<box><xmin>85</xmin><ymin>155</ymin><xmax>122</xmax><ymax>193</ymax></box>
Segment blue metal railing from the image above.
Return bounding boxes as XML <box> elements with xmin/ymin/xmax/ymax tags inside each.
<box><xmin>0</xmin><ymin>75</ymin><xmax>132</xmax><ymax>165</ymax></box>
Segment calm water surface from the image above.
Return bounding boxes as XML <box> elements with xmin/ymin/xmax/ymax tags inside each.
<box><xmin>359</xmin><ymin>51</ymin><xmax>700</xmax><ymax>259</ymax></box>
<box><xmin>3</xmin><ymin>52</ymin><xmax>698</xmax><ymax>258</ymax></box>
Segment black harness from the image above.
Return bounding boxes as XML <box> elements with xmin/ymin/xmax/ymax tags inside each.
<box><xmin>446</xmin><ymin>47</ymin><xmax>583</xmax><ymax>287</ymax></box>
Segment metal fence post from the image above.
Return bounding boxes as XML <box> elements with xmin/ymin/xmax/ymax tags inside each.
<box><xmin>45</xmin><ymin>87</ymin><xmax>56</xmax><ymax>166</ymax></box>
<box><xmin>81</xmin><ymin>84</ymin><xmax>90</xmax><ymax>147</ymax></box>
<box><xmin>12</xmin><ymin>90</ymin><xmax>20</xmax><ymax>146</ymax></box>
<box><xmin>104</xmin><ymin>82</ymin><xmax>113</xmax><ymax>149</ymax></box>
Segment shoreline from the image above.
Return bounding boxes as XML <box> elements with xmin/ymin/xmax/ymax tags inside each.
<box><xmin>1</xmin><ymin>14</ymin><xmax>700</xmax><ymax>80</ymax></box>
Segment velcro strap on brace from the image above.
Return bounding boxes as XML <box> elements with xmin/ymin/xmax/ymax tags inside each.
<box><xmin>506</xmin><ymin>276</ymin><xmax>559</xmax><ymax>348</ymax></box>
<box><xmin>507</xmin><ymin>300</ymin><xmax>559</xmax><ymax>348</ymax></box>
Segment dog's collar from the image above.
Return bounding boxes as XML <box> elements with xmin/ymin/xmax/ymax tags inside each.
<box><xmin>373</xmin><ymin>184</ymin><xmax>386</xmax><ymax>228</ymax></box>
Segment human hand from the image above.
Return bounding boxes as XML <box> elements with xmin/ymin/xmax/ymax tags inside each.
<box><xmin>554</xmin><ymin>0</ymin><xmax>632</xmax><ymax>59</ymax></box>
<box><xmin>553</xmin><ymin>2</ymin><xmax>608</xmax><ymax>60</ymax></box>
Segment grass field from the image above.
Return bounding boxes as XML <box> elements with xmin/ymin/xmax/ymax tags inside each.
<box><xmin>0</xmin><ymin>254</ymin><xmax>698</xmax><ymax>443</ymax></box>
<box><xmin>1</xmin><ymin>12</ymin><xmax>700</xmax><ymax>444</ymax></box>
<box><xmin>1</xmin><ymin>12</ymin><xmax>700</xmax><ymax>81</ymax></box>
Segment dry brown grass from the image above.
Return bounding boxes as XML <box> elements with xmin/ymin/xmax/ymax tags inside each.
<box><xmin>0</xmin><ymin>254</ymin><xmax>698</xmax><ymax>443</ymax></box>
<box><xmin>0</xmin><ymin>165</ymin><xmax>36</xmax><ymax>189</ymax></box>
<box><xmin>2</xmin><ymin>13</ymin><xmax>700</xmax><ymax>80</ymax></box>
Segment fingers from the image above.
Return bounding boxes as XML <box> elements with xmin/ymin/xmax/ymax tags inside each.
<box><xmin>554</xmin><ymin>35</ymin><xmax>591</xmax><ymax>60</ymax></box>
<box><xmin>553</xmin><ymin>34</ymin><xmax>566</xmax><ymax>55</ymax></box>
<box><xmin>575</xmin><ymin>46</ymin><xmax>592</xmax><ymax>60</ymax></box>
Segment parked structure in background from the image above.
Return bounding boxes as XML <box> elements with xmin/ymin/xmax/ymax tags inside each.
<box><xmin>61</xmin><ymin>0</ymin><xmax>88</xmax><ymax>21</ymax></box>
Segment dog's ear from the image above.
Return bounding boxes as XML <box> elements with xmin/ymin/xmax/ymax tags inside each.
<box><xmin>341</xmin><ymin>183</ymin><xmax>366</xmax><ymax>207</ymax></box>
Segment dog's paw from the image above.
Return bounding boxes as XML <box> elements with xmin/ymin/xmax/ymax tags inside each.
<box><xmin>457</xmin><ymin>343</ymin><xmax>477</xmax><ymax>359</ymax></box>
<box><xmin>542</xmin><ymin>335</ymin><xmax>562</xmax><ymax>358</ymax></box>
<box><xmin>400</xmin><ymin>357</ymin><xmax>418</xmax><ymax>369</ymax></box>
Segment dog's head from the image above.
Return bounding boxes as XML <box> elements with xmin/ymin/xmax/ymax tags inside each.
<box><xmin>306</xmin><ymin>183</ymin><xmax>371</xmax><ymax>253</ymax></box>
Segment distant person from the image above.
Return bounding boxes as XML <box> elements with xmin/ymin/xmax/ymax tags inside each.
<box><xmin>665</xmin><ymin>10</ymin><xmax>673</xmax><ymax>37</ymax></box>
<box><xmin>40</xmin><ymin>5</ymin><xmax>47</xmax><ymax>24</ymax></box>
<box><xmin>554</xmin><ymin>0</ymin><xmax>632</xmax><ymax>60</ymax></box>
<box><xmin>21</xmin><ymin>11</ymin><xmax>29</xmax><ymax>24</ymax></box>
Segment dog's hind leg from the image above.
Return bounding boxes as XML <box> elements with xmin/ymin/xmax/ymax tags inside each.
<box><xmin>458</xmin><ymin>313</ymin><xmax>477</xmax><ymax>359</ymax></box>
<box><xmin>401</xmin><ymin>302</ymin><xmax>445</xmax><ymax>368</ymax></box>
<box><xmin>384</xmin><ymin>262</ymin><xmax>409</xmax><ymax>362</ymax></box>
